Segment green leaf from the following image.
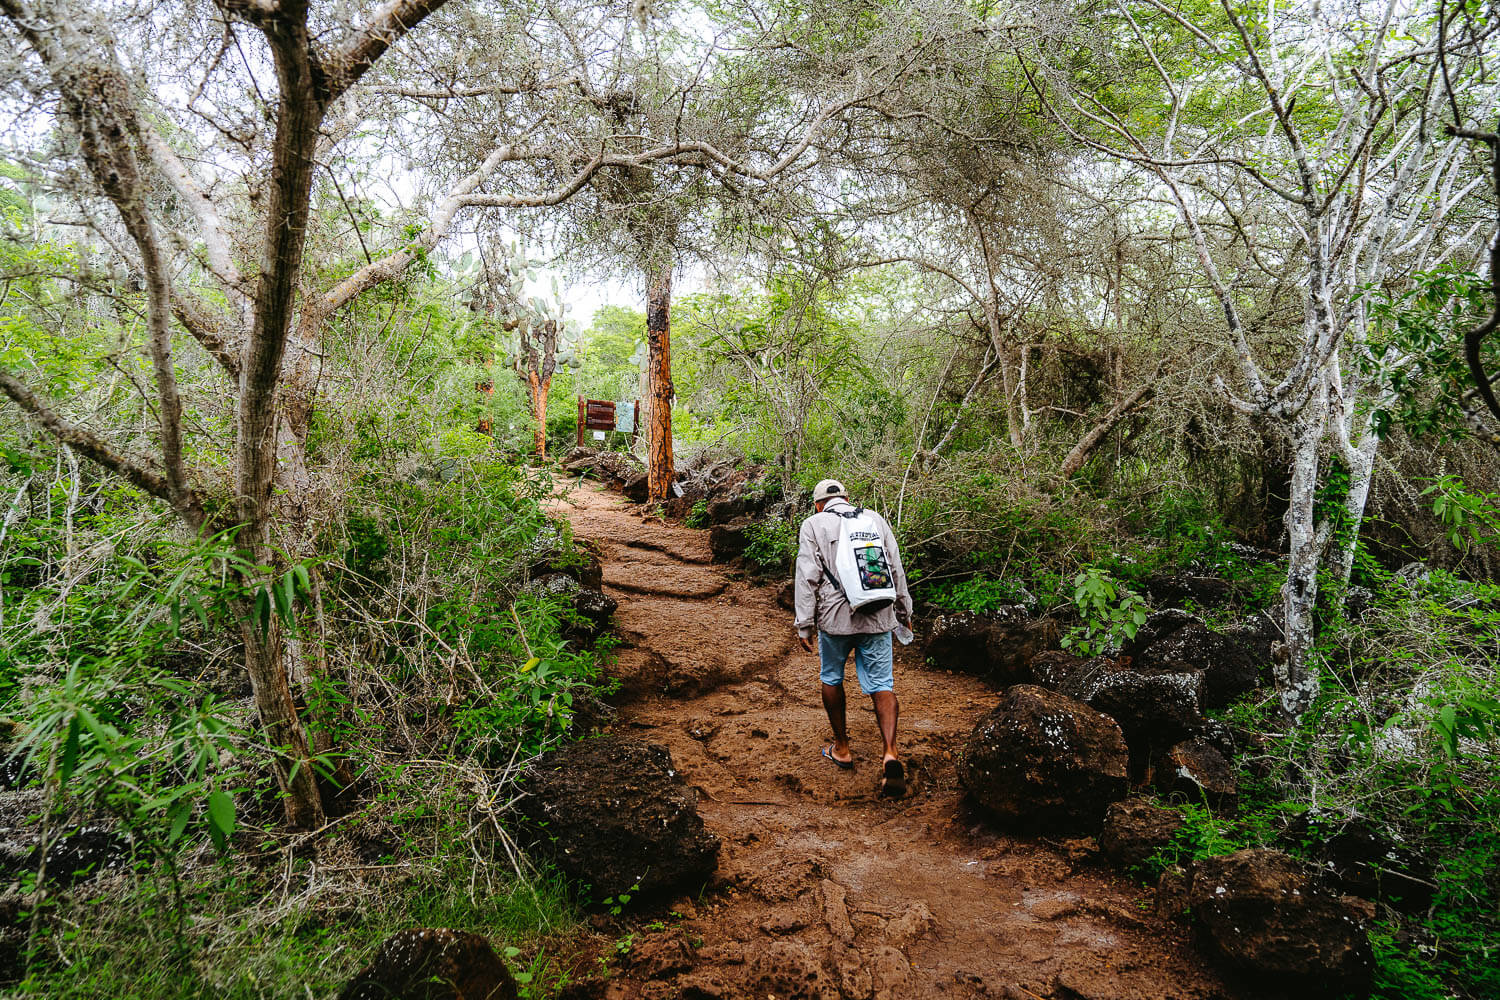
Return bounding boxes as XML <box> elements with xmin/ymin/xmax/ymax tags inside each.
<box><xmin>293</xmin><ymin>564</ymin><xmax>311</xmax><ymax>594</ymax></box>
<box><xmin>187</xmin><ymin>591</ymin><xmax>209</xmax><ymax>630</ymax></box>
<box><xmin>58</xmin><ymin>716</ymin><xmax>81</xmax><ymax>786</ymax></box>
<box><xmin>254</xmin><ymin>587</ymin><xmax>271</xmax><ymax>636</ymax></box>
<box><xmin>274</xmin><ymin>572</ymin><xmax>294</xmax><ymax>624</ymax></box>
<box><xmin>167</xmin><ymin>801</ymin><xmax>192</xmax><ymax>845</ymax></box>
<box><xmin>520</xmin><ymin>656</ymin><xmax>540</xmax><ymax>673</ymax></box>
<box><xmin>207</xmin><ymin>790</ymin><xmax>236</xmax><ymax>840</ymax></box>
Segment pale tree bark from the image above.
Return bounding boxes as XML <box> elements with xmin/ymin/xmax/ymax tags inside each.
<box><xmin>970</xmin><ymin>212</ymin><xmax>1024</xmax><ymax>448</ymax></box>
<box><xmin>1019</xmin><ymin>0</ymin><xmax>1494</xmax><ymax>718</ymax></box>
<box><xmin>929</xmin><ymin>348</ymin><xmax>997</xmax><ymax>460</ymax></box>
<box><xmin>0</xmin><ymin>0</ymin><xmax>450</xmax><ymax>828</ymax></box>
<box><xmin>1059</xmin><ymin>383</ymin><xmax>1156</xmax><ymax>478</ymax></box>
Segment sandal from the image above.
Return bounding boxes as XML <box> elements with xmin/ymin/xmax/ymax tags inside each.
<box><xmin>822</xmin><ymin>745</ymin><xmax>854</xmax><ymax>770</ymax></box>
<box><xmin>880</xmin><ymin>758</ymin><xmax>907</xmax><ymax>798</ymax></box>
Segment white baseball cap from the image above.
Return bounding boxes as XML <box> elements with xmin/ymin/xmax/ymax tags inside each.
<box><xmin>812</xmin><ymin>479</ymin><xmax>848</xmax><ymax>505</ymax></box>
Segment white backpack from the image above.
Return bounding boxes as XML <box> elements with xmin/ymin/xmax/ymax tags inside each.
<box><xmin>827</xmin><ymin>507</ymin><xmax>898</xmax><ymax>612</ymax></box>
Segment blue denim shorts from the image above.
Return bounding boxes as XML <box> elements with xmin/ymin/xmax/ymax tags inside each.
<box><xmin>818</xmin><ymin>631</ymin><xmax>894</xmax><ymax>694</ymax></box>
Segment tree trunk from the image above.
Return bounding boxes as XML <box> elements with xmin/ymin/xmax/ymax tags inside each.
<box><xmin>646</xmin><ymin>267</ymin><xmax>674</xmax><ymax>502</ymax></box>
<box><xmin>231</xmin><ymin>23</ymin><xmax>329</xmax><ymax>829</ymax></box>
<box><xmin>1276</xmin><ymin>379</ymin><xmax>1329</xmax><ymax>720</ymax></box>
<box><xmin>536</xmin><ymin>372</ymin><xmax>551</xmax><ymax>457</ymax></box>
<box><xmin>931</xmin><ymin>349</ymin><xmax>995</xmax><ymax>458</ymax></box>
<box><xmin>239</xmin><ymin>606</ymin><xmax>325</xmax><ymax>830</ymax></box>
<box><xmin>1326</xmin><ymin>423</ymin><xmax>1380</xmax><ymax>597</ymax></box>
<box><xmin>1059</xmin><ymin>384</ymin><xmax>1155</xmax><ymax>478</ymax></box>
<box><xmin>527</xmin><ymin>370</ymin><xmax>552</xmax><ymax>457</ymax></box>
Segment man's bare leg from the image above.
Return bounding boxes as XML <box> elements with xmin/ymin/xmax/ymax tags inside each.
<box><xmin>871</xmin><ymin>690</ymin><xmax>900</xmax><ymax>762</ymax></box>
<box><xmin>821</xmin><ymin>682</ymin><xmax>853</xmax><ymax>764</ymax></box>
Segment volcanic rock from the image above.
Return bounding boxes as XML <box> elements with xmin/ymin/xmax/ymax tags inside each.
<box><xmin>1186</xmin><ymin>849</ymin><xmax>1375</xmax><ymax>998</ymax></box>
<box><xmin>1219</xmin><ymin>611</ymin><xmax>1280</xmax><ymax>669</ymax></box>
<box><xmin>1135</xmin><ymin>623</ymin><xmax>1261</xmax><ymax>710</ymax></box>
<box><xmin>924</xmin><ymin>608</ymin><xmax>1061</xmax><ymax>686</ymax></box>
<box><xmin>514</xmin><ymin>736</ymin><xmax>719</xmax><ymax>901</ymax></box>
<box><xmin>523</xmin><ymin>521</ymin><xmax>603</xmax><ymax>589</ymax></box>
<box><xmin>622</xmin><ymin>472</ymin><xmax>650</xmax><ymax>503</ymax></box>
<box><xmin>708</xmin><ymin>518</ymin><xmax>755</xmax><ymax>562</ymax></box>
<box><xmin>1080</xmin><ymin>665</ymin><xmax>1206</xmax><ymax>753</ymax></box>
<box><xmin>522</xmin><ymin>574</ymin><xmax>616</xmax><ymax>643</ymax></box>
<box><xmin>1099</xmin><ymin>798</ymin><xmax>1184</xmax><ymax>870</ymax></box>
<box><xmin>1120</xmin><ymin>608</ymin><xmax>1199</xmax><ymax>659</ymax></box>
<box><xmin>1284</xmin><ymin>816</ymin><xmax>1436</xmax><ymax>914</ymax></box>
<box><xmin>1155</xmin><ymin>738</ymin><xmax>1238</xmax><ymax>812</ymax></box>
<box><xmin>2</xmin><ymin>827</ymin><xmax>133</xmax><ymax>888</ymax></box>
<box><xmin>1144</xmin><ymin>572</ymin><xmax>1234</xmax><ymax>608</ymax></box>
<box><xmin>338</xmin><ymin>928</ymin><xmax>518</xmax><ymax>1000</ymax></box>
<box><xmin>957</xmin><ymin>685</ymin><xmax>1129</xmax><ymax>832</ymax></box>
<box><xmin>1028</xmin><ymin>650</ymin><xmax>1090</xmax><ymax>690</ymax></box>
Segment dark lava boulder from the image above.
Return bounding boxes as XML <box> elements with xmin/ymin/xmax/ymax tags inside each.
<box><xmin>923</xmin><ymin>608</ymin><xmax>1061</xmax><ymax>686</ymax></box>
<box><xmin>568</xmin><ymin>588</ymin><xmax>618</xmax><ymax>642</ymax></box>
<box><xmin>562</xmin><ymin>447</ymin><xmax>644</xmax><ymax>491</ymax></box>
<box><xmin>622</xmin><ymin>472</ymin><xmax>650</xmax><ymax>503</ymax></box>
<box><xmin>1284</xmin><ymin>816</ymin><xmax>1436</xmax><ymax>915</ymax></box>
<box><xmin>706</xmin><ymin>489</ymin><xmax>775</xmax><ymax>526</ymax></box>
<box><xmin>1072</xmin><ymin>665</ymin><xmax>1207</xmax><ymax>758</ymax></box>
<box><xmin>1135</xmin><ymin>624</ymin><xmax>1261</xmax><ymax>711</ymax></box>
<box><xmin>338</xmin><ymin>928</ymin><xmax>518</xmax><ymax>1000</ymax></box>
<box><xmin>521</xmin><ymin>574</ymin><xmax>616</xmax><ymax>643</ymax></box>
<box><xmin>4</xmin><ymin>828</ymin><xmax>133</xmax><ymax>888</ymax></box>
<box><xmin>523</xmin><ymin>521</ymin><xmax>603</xmax><ymax>589</ymax></box>
<box><xmin>1136</xmin><ymin>626</ymin><xmax>1258</xmax><ymax>706</ymax></box>
<box><xmin>1219</xmin><ymin>611</ymin><xmax>1280</xmax><ymax>672</ymax></box>
<box><xmin>957</xmin><ymin>684</ymin><xmax>1129</xmax><ymax>832</ymax></box>
<box><xmin>708</xmin><ymin>518</ymin><xmax>755</xmax><ymax>562</ymax></box>
<box><xmin>1155</xmin><ymin>864</ymin><xmax>1192</xmax><ymax>923</ymax></box>
<box><xmin>0</xmin><ymin>752</ymin><xmax>34</xmax><ymax>792</ymax></box>
<box><xmin>514</xmin><ymin>736</ymin><xmax>719</xmax><ymax>901</ymax></box>
<box><xmin>1186</xmin><ymin>849</ymin><xmax>1375</xmax><ymax>998</ymax></box>
<box><xmin>1154</xmin><ymin>738</ymin><xmax>1238</xmax><ymax>812</ymax></box>
<box><xmin>1144</xmin><ymin>572</ymin><xmax>1234</xmax><ymax>608</ymax></box>
<box><xmin>1027</xmin><ymin>650</ymin><xmax>1090</xmax><ymax>690</ymax></box>
<box><xmin>1120</xmin><ymin>608</ymin><xmax>1200</xmax><ymax>660</ymax></box>
<box><xmin>1099</xmin><ymin>798</ymin><xmax>1184</xmax><ymax>870</ymax></box>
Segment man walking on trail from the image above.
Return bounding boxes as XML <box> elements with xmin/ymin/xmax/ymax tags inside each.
<box><xmin>794</xmin><ymin>478</ymin><xmax>913</xmax><ymax>797</ymax></box>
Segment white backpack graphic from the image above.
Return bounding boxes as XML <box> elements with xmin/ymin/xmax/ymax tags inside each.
<box><xmin>828</xmin><ymin>507</ymin><xmax>897</xmax><ymax>612</ymax></box>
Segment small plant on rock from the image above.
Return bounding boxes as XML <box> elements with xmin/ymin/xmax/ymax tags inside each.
<box><xmin>1061</xmin><ymin>567</ymin><xmax>1149</xmax><ymax>656</ymax></box>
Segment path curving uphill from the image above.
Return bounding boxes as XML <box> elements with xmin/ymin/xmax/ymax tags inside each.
<box><xmin>552</xmin><ymin>482</ymin><xmax>1237</xmax><ymax>1000</ymax></box>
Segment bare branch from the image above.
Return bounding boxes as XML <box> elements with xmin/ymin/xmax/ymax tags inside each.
<box><xmin>141</xmin><ymin>130</ymin><xmax>247</xmax><ymax>304</ymax></box>
<box><xmin>0</xmin><ymin>368</ymin><xmax>174</xmax><ymax>504</ymax></box>
<box><xmin>326</xmin><ymin>0</ymin><xmax>451</xmax><ymax>99</ymax></box>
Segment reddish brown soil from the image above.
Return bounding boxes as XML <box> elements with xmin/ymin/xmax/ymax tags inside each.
<box><xmin>553</xmin><ymin>483</ymin><xmax>1240</xmax><ymax>1000</ymax></box>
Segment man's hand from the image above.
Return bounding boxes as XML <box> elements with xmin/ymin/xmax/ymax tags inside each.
<box><xmin>797</xmin><ymin>632</ymin><xmax>816</xmax><ymax>653</ymax></box>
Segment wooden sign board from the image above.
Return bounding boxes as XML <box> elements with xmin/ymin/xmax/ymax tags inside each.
<box><xmin>577</xmin><ymin>398</ymin><xmax>641</xmax><ymax>445</ymax></box>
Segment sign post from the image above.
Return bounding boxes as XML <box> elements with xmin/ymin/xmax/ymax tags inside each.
<box><xmin>576</xmin><ymin>399</ymin><xmax>639</xmax><ymax>446</ymax></box>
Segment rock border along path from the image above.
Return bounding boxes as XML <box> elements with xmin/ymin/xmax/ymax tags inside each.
<box><xmin>552</xmin><ymin>482</ymin><xmax>1238</xmax><ymax>1000</ymax></box>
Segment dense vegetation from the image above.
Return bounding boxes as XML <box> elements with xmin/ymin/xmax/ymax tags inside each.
<box><xmin>0</xmin><ymin>0</ymin><xmax>1497</xmax><ymax>997</ymax></box>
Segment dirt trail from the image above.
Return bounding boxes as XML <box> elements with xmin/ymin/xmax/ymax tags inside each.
<box><xmin>554</xmin><ymin>483</ymin><xmax>1238</xmax><ymax>1000</ymax></box>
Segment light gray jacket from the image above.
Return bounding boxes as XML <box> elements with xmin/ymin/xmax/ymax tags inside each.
<box><xmin>793</xmin><ymin>497</ymin><xmax>912</xmax><ymax>638</ymax></box>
